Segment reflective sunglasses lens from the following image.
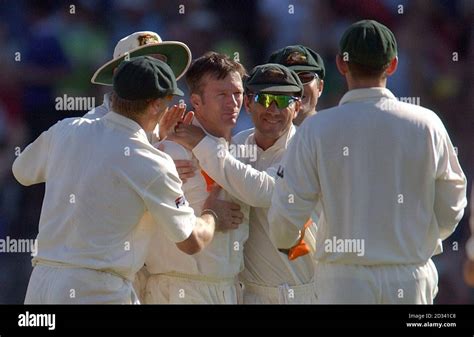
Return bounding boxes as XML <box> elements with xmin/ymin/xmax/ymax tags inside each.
<box><xmin>255</xmin><ymin>94</ymin><xmax>294</xmax><ymax>109</ymax></box>
<box><xmin>255</xmin><ymin>94</ymin><xmax>271</xmax><ymax>108</ymax></box>
<box><xmin>274</xmin><ymin>95</ymin><xmax>293</xmax><ymax>109</ymax></box>
<box><xmin>297</xmin><ymin>72</ymin><xmax>317</xmax><ymax>84</ymax></box>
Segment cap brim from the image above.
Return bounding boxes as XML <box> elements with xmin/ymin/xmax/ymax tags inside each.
<box><xmin>246</xmin><ymin>84</ymin><xmax>302</xmax><ymax>94</ymax></box>
<box><xmin>287</xmin><ymin>64</ymin><xmax>323</xmax><ymax>76</ymax></box>
<box><xmin>172</xmin><ymin>87</ymin><xmax>184</xmax><ymax>96</ymax></box>
<box><xmin>91</xmin><ymin>41</ymin><xmax>192</xmax><ymax>86</ymax></box>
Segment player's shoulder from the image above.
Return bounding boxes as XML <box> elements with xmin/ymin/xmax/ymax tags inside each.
<box><xmin>391</xmin><ymin>101</ymin><xmax>449</xmax><ymax>137</ymax></box>
<box><xmin>158</xmin><ymin>139</ymin><xmax>193</xmax><ymax>160</ymax></box>
<box><xmin>121</xmin><ymin>141</ymin><xmax>179</xmax><ymax>184</ymax></box>
<box><xmin>83</xmin><ymin>105</ymin><xmax>108</xmax><ymax>120</ymax></box>
<box><xmin>48</xmin><ymin>116</ymin><xmax>97</xmax><ymax>136</ymax></box>
<box><xmin>232</xmin><ymin>127</ymin><xmax>255</xmax><ymax>145</ymax></box>
<box><xmin>397</xmin><ymin>100</ymin><xmax>442</xmax><ymax>121</ymax></box>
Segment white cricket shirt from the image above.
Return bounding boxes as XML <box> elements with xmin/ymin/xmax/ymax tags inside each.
<box><xmin>269</xmin><ymin>87</ymin><xmax>467</xmax><ymax>265</ymax></box>
<box><xmin>12</xmin><ymin>111</ymin><xmax>196</xmax><ymax>280</ymax></box>
<box><xmin>192</xmin><ymin>125</ymin><xmax>316</xmax><ymax>286</ymax></box>
<box><xmin>144</xmin><ymin>118</ymin><xmax>250</xmax><ymax>279</ymax></box>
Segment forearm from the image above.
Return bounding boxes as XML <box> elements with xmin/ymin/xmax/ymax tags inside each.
<box><xmin>435</xmin><ymin>178</ymin><xmax>467</xmax><ymax>240</ymax></box>
<box><xmin>176</xmin><ymin>214</ymin><xmax>215</xmax><ymax>255</ymax></box>
<box><xmin>268</xmin><ymin>126</ymin><xmax>321</xmax><ymax>249</ymax></box>
<box><xmin>193</xmin><ymin>136</ymin><xmax>274</xmax><ymax>207</ymax></box>
<box><xmin>195</xmin><ymin>213</ymin><xmax>216</xmax><ymax>247</ymax></box>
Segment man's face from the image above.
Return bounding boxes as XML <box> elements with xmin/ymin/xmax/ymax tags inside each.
<box><xmin>193</xmin><ymin>71</ymin><xmax>243</xmax><ymax>135</ymax></box>
<box><xmin>294</xmin><ymin>71</ymin><xmax>323</xmax><ymax>125</ymax></box>
<box><xmin>246</xmin><ymin>91</ymin><xmax>300</xmax><ymax>142</ymax></box>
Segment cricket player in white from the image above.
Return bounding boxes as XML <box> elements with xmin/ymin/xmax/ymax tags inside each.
<box><xmin>268</xmin><ymin>20</ymin><xmax>467</xmax><ymax>304</ymax></box>
<box><xmin>172</xmin><ymin>63</ymin><xmax>318</xmax><ymax>304</ymax></box>
<box><xmin>81</xmin><ymin>31</ymin><xmax>204</xmax><ymax>301</ymax></box>
<box><xmin>140</xmin><ymin>52</ymin><xmax>249</xmax><ymax>304</ymax></box>
<box><xmin>12</xmin><ymin>56</ymin><xmax>235</xmax><ymax>304</ymax></box>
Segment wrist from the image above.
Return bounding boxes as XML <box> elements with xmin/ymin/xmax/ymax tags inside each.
<box><xmin>201</xmin><ymin>208</ymin><xmax>219</xmax><ymax>226</ymax></box>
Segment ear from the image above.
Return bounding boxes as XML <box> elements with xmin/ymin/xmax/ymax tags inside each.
<box><xmin>190</xmin><ymin>93</ymin><xmax>202</xmax><ymax>111</ymax></box>
<box><xmin>336</xmin><ymin>54</ymin><xmax>349</xmax><ymax>76</ymax></box>
<box><xmin>151</xmin><ymin>98</ymin><xmax>162</xmax><ymax>115</ymax></box>
<box><xmin>293</xmin><ymin>100</ymin><xmax>301</xmax><ymax>119</ymax></box>
<box><xmin>385</xmin><ymin>57</ymin><xmax>398</xmax><ymax>76</ymax></box>
<box><xmin>243</xmin><ymin>95</ymin><xmax>252</xmax><ymax>114</ymax></box>
<box><xmin>318</xmin><ymin>79</ymin><xmax>324</xmax><ymax>97</ymax></box>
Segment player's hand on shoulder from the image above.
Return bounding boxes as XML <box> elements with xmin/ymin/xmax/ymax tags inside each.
<box><xmin>169</xmin><ymin>122</ymin><xmax>206</xmax><ymax>150</ymax></box>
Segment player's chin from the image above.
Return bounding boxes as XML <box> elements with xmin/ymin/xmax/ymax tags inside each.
<box><xmin>260</xmin><ymin>124</ymin><xmax>282</xmax><ymax>137</ymax></box>
<box><xmin>222</xmin><ymin>114</ymin><xmax>238</xmax><ymax>125</ymax></box>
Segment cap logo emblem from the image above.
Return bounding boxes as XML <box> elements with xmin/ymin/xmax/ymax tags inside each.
<box><xmin>264</xmin><ymin>68</ymin><xmax>286</xmax><ymax>81</ymax></box>
<box><xmin>286</xmin><ymin>51</ymin><xmax>307</xmax><ymax>65</ymax></box>
<box><xmin>137</xmin><ymin>34</ymin><xmax>159</xmax><ymax>46</ymax></box>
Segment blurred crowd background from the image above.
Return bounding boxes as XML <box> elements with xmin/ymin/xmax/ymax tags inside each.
<box><xmin>0</xmin><ymin>0</ymin><xmax>472</xmax><ymax>304</ymax></box>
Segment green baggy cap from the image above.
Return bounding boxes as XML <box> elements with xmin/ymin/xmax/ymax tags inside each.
<box><xmin>339</xmin><ymin>19</ymin><xmax>397</xmax><ymax>67</ymax></box>
<box><xmin>244</xmin><ymin>63</ymin><xmax>303</xmax><ymax>95</ymax></box>
<box><xmin>268</xmin><ymin>44</ymin><xmax>325</xmax><ymax>80</ymax></box>
<box><xmin>113</xmin><ymin>56</ymin><xmax>184</xmax><ymax>100</ymax></box>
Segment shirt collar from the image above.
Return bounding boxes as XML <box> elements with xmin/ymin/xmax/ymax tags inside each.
<box><xmin>339</xmin><ymin>87</ymin><xmax>396</xmax><ymax>106</ymax></box>
<box><xmin>103</xmin><ymin>111</ymin><xmax>149</xmax><ymax>140</ymax></box>
<box><xmin>269</xmin><ymin>124</ymin><xmax>296</xmax><ymax>152</ymax></box>
<box><xmin>104</xmin><ymin>92</ymin><xmax>111</xmax><ymax>110</ymax></box>
<box><xmin>192</xmin><ymin>117</ymin><xmax>225</xmax><ymax>142</ymax></box>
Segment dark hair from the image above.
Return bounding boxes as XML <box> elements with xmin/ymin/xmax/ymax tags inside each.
<box><xmin>346</xmin><ymin>60</ymin><xmax>391</xmax><ymax>79</ymax></box>
<box><xmin>110</xmin><ymin>91</ymin><xmax>151</xmax><ymax>118</ymax></box>
<box><xmin>185</xmin><ymin>51</ymin><xmax>246</xmax><ymax>96</ymax></box>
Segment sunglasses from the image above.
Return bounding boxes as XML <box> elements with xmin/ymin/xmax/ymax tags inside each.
<box><xmin>297</xmin><ymin>71</ymin><xmax>319</xmax><ymax>84</ymax></box>
<box><xmin>252</xmin><ymin>93</ymin><xmax>299</xmax><ymax>109</ymax></box>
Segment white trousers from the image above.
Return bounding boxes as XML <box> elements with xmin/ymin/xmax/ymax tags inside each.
<box><xmin>314</xmin><ymin>259</ymin><xmax>439</xmax><ymax>304</ymax></box>
<box><xmin>25</xmin><ymin>264</ymin><xmax>137</xmax><ymax>304</ymax></box>
<box><xmin>243</xmin><ymin>281</ymin><xmax>318</xmax><ymax>304</ymax></box>
<box><xmin>143</xmin><ymin>272</ymin><xmax>241</xmax><ymax>304</ymax></box>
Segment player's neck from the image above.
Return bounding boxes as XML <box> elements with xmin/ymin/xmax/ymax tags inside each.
<box><xmin>195</xmin><ymin>116</ymin><xmax>232</xmax><ymax>142</ymax></box>
<box><xmin>346</xmin><ymin>77</ymin><xmax>387</xmax><ymax>91</ymax></box>
<box><xmin>133</xmin><ymin>115</ymin><xmax>157</xmax><ymax>133</ymax></box>
<box><xmin>293</xmin><ymin>109</ymin><xmax>315</xmax><ymax>126</ymax></box>
<box><xmin>254</xmin><ymin>131</ymin><xmax>278</xmax><ymax>151</ymax></box>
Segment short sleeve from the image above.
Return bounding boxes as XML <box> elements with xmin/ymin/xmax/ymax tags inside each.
<box><xmin>143</xmin><ymin>162</ymin><xmax>197</xmax><ymax>243</ymax></box>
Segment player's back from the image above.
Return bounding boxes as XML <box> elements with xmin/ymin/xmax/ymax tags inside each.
<box><xmin>28</xmin><ymin>113</ymin><xmax>169</xmax><ymax>279</ymax></box>
<box><xmin>305</xmin><ymin>89</ymin><xmax>457</xmax><ymax>265</ymax></box>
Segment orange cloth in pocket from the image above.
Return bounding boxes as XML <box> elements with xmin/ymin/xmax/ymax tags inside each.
<box><xmin>287</xmin><ymin>218</ymin><xmax>313</xmax><ymax>261</ymax></box>
<box><xmin>200</xmin><ymin>170</ymin><xmax>217</xmax><ymax>192</ymax></box>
